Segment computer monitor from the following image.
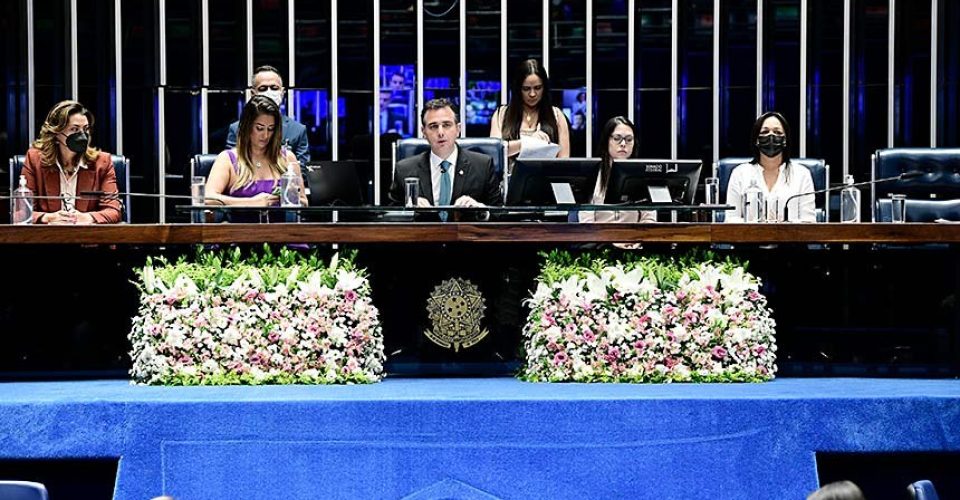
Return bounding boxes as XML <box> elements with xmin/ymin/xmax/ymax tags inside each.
<box><xmin>506</xmin><ymin>158</ymin><xmax>602</xmax><ymax>206</ymax></box>
<box><xmin>604</xmin><ymin>159</ymin><xmax>703</xmax><ymax>205</ymax></box>
<box><xmin>305</xmin><ymin>161</ymin><xmax>364</xmax><ymax>206</ymax></box>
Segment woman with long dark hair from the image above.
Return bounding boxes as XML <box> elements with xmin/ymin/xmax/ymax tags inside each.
<box><xmin>205</xmin><ymin>95</ymin><xmax>305</xmax><ymax>207</ymax></box>
<box><xmin>579</xmin><ymin>116</ymin><xmax>655</xmax><ymax>223</ymax></box>
<box><xmin>489</xmin><ymin>59</ymin><xmax>570</xmax><ymax>167</ymax></box>
<box><xmin>724</xmin><ymin>111</ymin><xmax>815</xmax><ymax>222</ymax></box>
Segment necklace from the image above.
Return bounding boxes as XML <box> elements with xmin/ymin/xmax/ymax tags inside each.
<box><xmin>255</xmin><ymin>161</ymin><xmax>263</xmax><ymax>169</ymax></box>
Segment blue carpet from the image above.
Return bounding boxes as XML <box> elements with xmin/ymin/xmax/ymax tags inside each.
<box><xmin>1</xmin><ymin>378</ymin><xmax>959</xmax><ymax>499</ymax></box>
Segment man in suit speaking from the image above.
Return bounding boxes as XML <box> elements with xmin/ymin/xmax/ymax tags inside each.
<box><xmin>389</xmin><ymin>98</ymin><xmax>502</xmax><ymax>212</ymax></box>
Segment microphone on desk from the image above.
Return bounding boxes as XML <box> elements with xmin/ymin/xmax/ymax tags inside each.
<box><xmin>781</xmin><ymin>170</ymin><xmax>924</xmax><ymax>221</ymax></box>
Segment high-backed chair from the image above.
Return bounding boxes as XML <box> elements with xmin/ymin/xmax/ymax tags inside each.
<box><xmin>391</xmin><ymin>137</ymin><xmax>507</xmax><ymax>204</ymax></box>
<box><xmin>9</xmin><ymin>154</ymin><xmax>132</xmax><ymax>223</ymax></box>
<box><xmin>0</xmin><ymin>481</ymin><xmax>49</xmax><ymax>500</ymax></box>
<box><xmin>908</xmin><ymin>479</ymin><xmax>940</xmax><ymax>500</ymax></box>
<box><xmin>875</xmin><ymin>198</ymin><xmax>960</xmax><ymax>222</ymax></box>
<box><xmin>871</xmin><ymin>148</ymin><xmax>960</xmax><ymax>221</ymax></box>
<box><xmin>190</xmin><ymin>153</ymin><xmax>221</xmax><ymax>180</ymax></box>
<box><xmin>715</xmin><ymin>157</ymin><xmax>830</xmax><ymax>220</ymax></box>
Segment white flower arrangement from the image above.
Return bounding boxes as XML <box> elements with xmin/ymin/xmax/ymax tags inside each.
<box><xmin>521</xmin><ymin>251</ymin><xmax>777</xmax><ymax>383</ymax></box>
<box><xmin>129</xmin><ymin>246</ymin><xmax>385</xmax><ymax>385</ymax></box>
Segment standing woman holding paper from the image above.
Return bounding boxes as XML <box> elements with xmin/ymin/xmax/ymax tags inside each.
<box><xmin>489</xmin><ymin>59</ymin><xmax>570</xmax><ymax>171</ymax></box>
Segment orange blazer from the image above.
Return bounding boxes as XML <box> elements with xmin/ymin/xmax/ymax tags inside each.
<box><xmin>21</xmin><ymin>148</ymin><xmax>123</xmax><ymax>224</ymax></box>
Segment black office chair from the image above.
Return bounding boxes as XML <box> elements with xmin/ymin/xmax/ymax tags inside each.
<box><xmin>0</xmin><ymin>481</ymin><xmax>49</xmax><ymax>500</ymax></box>
<box><xmin>190</xmin><ymin>153</ymin><xmax>221</xmax><ymax>180</ymax></box>
<box><xmin>871</xmin><ymin>148</ymin><xmax>960</xmax><ymax>221</ymax></box>
<box><xmin>9</xmin><ymin>154</ymin><xmax>132</xmax><ymax>223</ymax></box>
<box><xmin>908</xmin><ymin>479</ymin><xmax>940</xmax><ymax>500</ymax></box>
<box><xmin>875</xmin><ymin>198</ymin><xmax>960</xmax><ymax>222</ymax></box>
<box><xmin>715</xmin><ymin>157</ymin><xmax>829</xmax><ymax>221</ymax></box>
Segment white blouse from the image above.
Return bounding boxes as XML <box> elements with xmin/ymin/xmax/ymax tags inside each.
<box><xmin>724</xmin><ymin>161</ymin><xmax>816</xmax><ymax>222</ymax></box>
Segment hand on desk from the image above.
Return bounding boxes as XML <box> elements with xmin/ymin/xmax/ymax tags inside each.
<box><xmin>249</xmin><ymin>193</ymin><xmax>280</xmax><ymax>207</ymax></box>
<box><xmin>45</xmin><ymin>210</ymin><xmax>95</xmax><ymax>225</ymax></box>
<box><xmin>453</xmin><ymin>195</ymin><xmax>485</xmax><ymax>208</ymax></box>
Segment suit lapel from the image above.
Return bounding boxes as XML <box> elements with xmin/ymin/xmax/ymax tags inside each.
<box><xmin>418</xmin><ymin>152</ymin><xmax>434</xmax><ymax>204</ymax></box>
<box><xmin>452</xmin><ymin>147</ymin><xmax>470</xmax><ymax>201</ymax></box>
<box><xmin>42</xmin><ymin>166</ymin><xmax>62</xmax><ymax>212</ymax></box>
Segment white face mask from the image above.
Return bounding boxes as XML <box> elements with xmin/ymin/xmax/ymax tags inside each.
<box><xmin>260</xmin><ymin>89</ymin><xmax>284</xmax><ymax>107</ymax></box>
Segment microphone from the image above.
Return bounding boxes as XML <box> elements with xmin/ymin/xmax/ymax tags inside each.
<box><xmin>781</xmin><ymin>170</ymin><xmax>924</xmax><ymax>220</ymax></box>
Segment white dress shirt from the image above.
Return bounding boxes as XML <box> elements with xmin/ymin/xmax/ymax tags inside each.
<box><xmin>724</xmin><ymin>161</ymin><xmax>816</xmax><ymax>222</ymax></box>
<box><xmin>429</xmin><ymin>148</ymin><xmax>458</xmax><ymax>205</ymax></box>
<box><xmin>56</xmin><ymin>157</ymin><xmax>87</xmax><ymax>212</ymax></box>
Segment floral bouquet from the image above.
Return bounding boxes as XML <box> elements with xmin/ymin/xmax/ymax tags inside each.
<box><xmin>520</xmin><ymin>251</ymin><xmax>777</xmax><ymax>383</ymax></box>
<box><xmin>129</xmin><ymin>246</ymin><xmax>385</xmax><ymax>385</ymax></box>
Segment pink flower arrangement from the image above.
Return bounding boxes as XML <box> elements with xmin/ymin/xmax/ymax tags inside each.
<box><xmin>521</xmin><ymin>252</ymin><xmax>777</xmax><ymax>383</ymax></box>
<box><xmin>128</xmin><ymin>248</ymin><xmax>385</xmax><ymax>385</ymax></box>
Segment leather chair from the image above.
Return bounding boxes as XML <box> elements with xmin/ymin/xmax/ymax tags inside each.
<box><xmin>10</xmin><ymin>154</ymin><xmax>132</xmax><ymax>223</ymax></box>
<box><xmin>715</xmin><ymin>157</ymin><xmax>830</xmax><ymax>221</ymax></box>
<box><xmin>871</xmin><ymin>148</ymin><xmax>960</xmax><ymax>221</ymax></box>
<box><xmin>908</xmin><ymin>479</ymin><xmax>940</xmax><ymax>500</ymax></box>
<box><xmin>875</xmin><ymin>198</ymin><xmax>960</xmax><ymax>222</ymax></box>
<box><xmin>190</xmin><ymin>153</ymin><xmax>220</xmax><ymax>180</ymax></box>
<box><xmin>0</xmin><ymin>481</ymin><xmax>49</xmax><ymax>500</ymax></box>
<box><xmin>392</xmin><ymin>137</ymin><xmax>507</xmax><ymax>203</ymax></box>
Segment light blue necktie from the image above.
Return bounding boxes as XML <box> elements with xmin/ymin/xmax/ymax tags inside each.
<box><xmin>439</xmin><ymin>160</ymin><xmax>452</xmax><ymax>221</ymax></box>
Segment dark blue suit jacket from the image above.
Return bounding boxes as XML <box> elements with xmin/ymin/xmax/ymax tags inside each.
<box><xmin>226</xmin><ymin>115</ymin><xmax>310</xmax><ymax>165</ymax></box>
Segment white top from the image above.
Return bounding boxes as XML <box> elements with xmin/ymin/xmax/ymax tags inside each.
<box><xmin>579</xmin><ymin>172</ymin><xmax>656</xmax><ymax>223</ymax></box>
<box><xmin>429</xmin><ymin>147</ymin><xmax>458</xmax><ymax>205</ymax></box>
<box><xmin>56</xmin><ymin>157</ymin><xmax>87</xmax><ymax>212</ymax></box>
<box><xmin>724</xmin><ymin>161</ymin><xmax>816</xmax><ymax>222</ymax></box>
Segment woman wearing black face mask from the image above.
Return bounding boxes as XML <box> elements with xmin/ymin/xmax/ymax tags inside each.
<box><xmin>22</xmin><ymin>100</ymin><xmax>121</xmax><ymax>224</ymax></box>
<box><xmin>723</xmin><ymin>111</ymin><xmax>816</xmax><ymax>222</ymax></box>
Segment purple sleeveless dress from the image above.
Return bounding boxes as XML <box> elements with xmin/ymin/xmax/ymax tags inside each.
<box><xmin>226</xmin><ymin>150</ymin><xmax>281</xmax><ymax>222</ymax></box>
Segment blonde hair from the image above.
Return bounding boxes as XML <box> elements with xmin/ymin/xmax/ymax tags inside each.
<box><xmin>234</xmin><ymin>95</ymin><xmax>287</xmax><ymax>189</ymax></box>
<box><xmin>32</xmin><ymin>100</ymin><xmax>100</xmax><ymax>167</ymax></box>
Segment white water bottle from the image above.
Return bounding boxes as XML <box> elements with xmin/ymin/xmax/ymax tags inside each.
<box><xmin>840</xmin><ymin>174</ymin><xmax>860</xmax><ymax>223</ymax></box>
<box><xmin>741</xmin><ymin>179</ymin><xmax>764</xmax><ymax>223</ymax></box>
<box><xmin>279</xmin><ymin>164</ymin><xmax>302</xmax><ymax>207</ymax></box>
<box><xmin>10</xmin><ymin>175</ymin><xmax>34</xmax><ymax>224</ymax></box>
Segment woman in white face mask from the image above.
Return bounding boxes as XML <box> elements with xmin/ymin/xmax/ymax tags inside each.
<box><xmin>20</xmin><ymin>100</ymin><xmax>122</xmax><ymax>224</ymax></box>
<box><xmin>723</xmin><ymin>111</ymin><xmax>816</xmax><ymax>223</ymax></box>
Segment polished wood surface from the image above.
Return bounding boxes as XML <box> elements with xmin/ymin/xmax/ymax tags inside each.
<box><xmin>1</xmin><ymin>222</ymin><xmax>960</xmax><ymax>244</ymax></box>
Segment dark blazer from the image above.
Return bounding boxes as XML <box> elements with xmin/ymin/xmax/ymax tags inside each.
<box><xmin>227</xmin><ymin>114</ymin><xmax>310</xmax><ymax>165</ymax></box>
<box><xmin>22</xmin><ymin>148</ymin><xmax>122</xmax><ymax>224</ymax></box>
<box><xmin>388</xmin><ymin>146</ymin><xmax>503</xmax><ymax>208</ymax></box>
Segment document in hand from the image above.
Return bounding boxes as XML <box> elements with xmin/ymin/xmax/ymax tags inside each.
<box><xmin>517</xmin><ymin>136</ymin><xmax>561</xmax><ymax>159</ymax></box>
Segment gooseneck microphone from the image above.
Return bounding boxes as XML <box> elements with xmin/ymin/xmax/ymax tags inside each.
<box><xmin>781</xmin><ymin>170</ymin><xmax>924</xmax><ymax>220</ymax></box>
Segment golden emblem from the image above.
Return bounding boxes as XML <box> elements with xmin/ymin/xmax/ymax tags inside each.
<box><xmin>424</xmin><ymin>278</ymin><xmax>489</xmax><ymax>352</ymax></box>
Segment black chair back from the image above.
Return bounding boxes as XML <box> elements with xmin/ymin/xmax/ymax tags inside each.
<box><xmin>871</xmin><ymin>148</ymin><xmax>960</xmax><ymax>221</ymax></box>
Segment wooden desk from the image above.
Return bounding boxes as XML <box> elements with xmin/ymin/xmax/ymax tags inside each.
<box><xmin>0</xmin><ymin>222</ymin><xmax>958</xmax><ymax>245</ymax></box>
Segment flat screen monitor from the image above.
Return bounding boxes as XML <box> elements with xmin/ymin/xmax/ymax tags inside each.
<box><xmin>304</xmin><ymin>161</ymin><xmax>363</xmax><ymax>206</ymax></box>
<box><xmin>506</xmin><ymin>158</ymin><xmax>602</xmax><ymax>206</ymax></box>
<box><xmin>604</xmin><ymin>159</ymin><xmax>702</xmax><ymax>205</ymax></box>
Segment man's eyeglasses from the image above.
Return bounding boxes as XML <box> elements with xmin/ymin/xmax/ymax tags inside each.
<box><xmin>610</xmin><ymin>135</ymin><xmax>634</xmax><ymax>145</ymax></box>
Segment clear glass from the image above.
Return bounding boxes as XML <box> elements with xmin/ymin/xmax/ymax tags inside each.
<box><xmin>765</xmin><ymin>195</ymin><xmax>780</xmax><ymax>223</ymax></box>
<box><xmin>741</xmin><ymin>187</ymin><xmax>764</xmax><ymax>222</ymax></box>
<box><xmin>840</xmin><ymin>177</ymin><xmax>861</xmax><ymax>223</ymax></box>
<box><xmin>190</xmin><ymin>176</ymin><xmax>206</xmax><ymax>223</ymax></box>
<box><xmin>280</xmin><ymin>172</ymin><xmax>303</xmax><ymax>207</ymax></box>
<box><xmin>404</xmin><ymin>177</ymin><xmax>420</xmax><ymax>207</ymax></box>
<box><xmin>703</xmin><ymin>177</ymin><xmax>720</xmax><ymax>222</ymax></box>
<box><xmin>890</xmin><ymin>194</ymin><xmax>907</xmax><ymax>223</ymax></box>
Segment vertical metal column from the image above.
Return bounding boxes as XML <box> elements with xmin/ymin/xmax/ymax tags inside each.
<box><xmin>115</xmin><ymin>0</ymin><xmax>123</xmax><ymax>154</ymax></box>
<box><xmin>542</xmin><ymin>0</ymin><xmax>549</xmax><ymax>72</ymax></box>
<box><xmin>501</xmin><ymin>0</ymin><xmax>507</xmax><ymax>106</ymax></box>
<box><xmin>158</xmin><ymin>0</ymin><xmax>168</xmax><ymax>222</ymax></box>
<box><xmin>671</xmin><ymin>0</ymin><xmax>678</xmax><ymax>159</ymax></box>
<box><xmin>70</xmin><ymin>0</ymin><xmax>78</xmax><ymax>99</ymax></box>
<box><xmin>888</xmin><ymin>0</ymin><xmax>895</xmax><ymax>147</ymax></box>
<box><xmin>842</xmin><ymin>0</ymin><xmax>851</xmax><ymax>178</ymax></box>
<box><xmin>628</xmin><ymin>0</ymin><xmax>635</xmax><ymax>124</ymax></box>
<box><xmin>331</xmin><ymin>0</ymin><xmax>339</xmax><ymax>159</ymax></box>
<box><xmin>27</xmin><ymin>0</ymin><xmax>35</xmax><ymax>140</ymax></box>
<box><xmin>586</xmin><ymin>0</ymin><xmax>593</xmax><ymax>157</ymax></box>
<box><xmin>459</xmin><ymin>0</ymin><xmax>466</xmax><ymax>137</ymax></box>
<box><xmin>930</xmin><ymin>0</ymin><xmax>938</xmax><ymax>146</ymax></box>
<box><xmin>713</xmin><ymin>0</ymin><xmax>720</xmax><ymax>164</ymax></box>
<box><xmin>287</xmin><ymin>0</ymin><xmax>295</xmax><ymax>118</ymax></box>
<box><xmin>373</xmin><ymin>0</ymin><xmax>381</xmax><ymax>204</ymax></box>
<box><xmin>201</xmin><ymin>0</ymin><xmax>209</xmax><ymax>153</ymax></box>
<box><xmin>416</xmin><ymin>0</ymin><xmax>424</xmax><ymax>138</ymax></box>
<box><xmin>799</xmin><ymin>0</ymin><xmax>807</xmax><ymax>157</ymax></box>
<box><xmin>757</xmin><ymin>0</ymin><xmax>763</xmax><ymax>116</ymax></box>
<box><xmin>246</xmin><ymin>0</ymin><xmax>254</xmax><ymax>97</ymax></box>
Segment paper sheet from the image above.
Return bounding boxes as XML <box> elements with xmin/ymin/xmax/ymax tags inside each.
<box><xmin>517</xmin><ymin>136</ymin><xmax>561</xmax><ymax>159</ymax></box>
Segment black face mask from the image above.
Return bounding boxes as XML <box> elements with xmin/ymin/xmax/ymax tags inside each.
<box><xmin>757</xmin><ymin>134</ymin><xmax>786</xmax><ymax>158</ymax></box>
<box><xmin>61</xmin><ymin>131</ymin><xmax>90</xmax><ymax>154</ymax></box>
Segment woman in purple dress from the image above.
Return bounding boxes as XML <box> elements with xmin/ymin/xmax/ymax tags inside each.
<box><xmin>205</xmin><ymin>95</ymin><xmax>306</xmax><ymax>213</ymax></box>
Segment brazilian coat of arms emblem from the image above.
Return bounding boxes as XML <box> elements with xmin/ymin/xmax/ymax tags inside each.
<box><xmin>424</xmin><ymin>278</ymin><xmax>489</xmax><ymax>352</ymax></box>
